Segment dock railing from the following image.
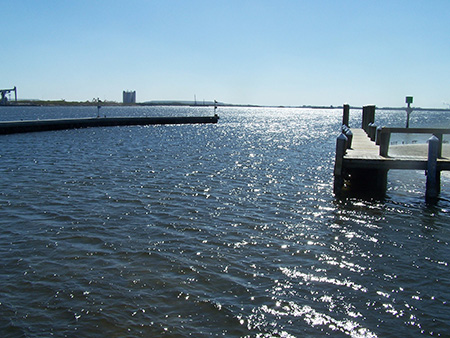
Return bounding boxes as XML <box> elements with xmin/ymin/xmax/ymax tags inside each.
<box><xmin>377</xmin><ymin>127</ymin><xmax>450</xmax><ymax>157</ymax></box>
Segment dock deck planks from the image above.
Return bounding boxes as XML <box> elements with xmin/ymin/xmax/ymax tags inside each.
<box><xmin>343</xmin><ymin>129</ymin><xmax>450</xmax><ymax>171</ymax></box>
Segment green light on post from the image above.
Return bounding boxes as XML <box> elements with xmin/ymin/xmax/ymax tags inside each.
<box><xmin>405</xmin><ymin>96</ymin><xmax>413</xmax><ymax>128</ymax></box>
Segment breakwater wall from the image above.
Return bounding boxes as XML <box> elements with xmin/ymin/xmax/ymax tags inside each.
<box><xmin>0</xmin><ymin>115</ymin><xmax>219</xmax><ymax>135</ymax></box>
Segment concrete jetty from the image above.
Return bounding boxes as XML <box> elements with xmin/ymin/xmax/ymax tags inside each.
<box><xmin>334</xmin><ymin>104</ymin><xmax>450</xmax><ymax>200</ymax></box>
<box><xmin>0</xmin><ymin>115</ymin><xmax>219</xmax><ymax>135</ymax></box>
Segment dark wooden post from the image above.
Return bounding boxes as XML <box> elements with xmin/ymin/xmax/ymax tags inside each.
<box><xmin>334</xmin><ymin>133</ymin><xmax>348</xmax><ymax>196</ymax></box>
<box><xmin>342</xmin><ymin>125</ymin><xmax>353</xmax><ymax>149</ymax></box>
<box><xmin>368</xmin><ymin>123</ymin><xmax>373</xmax><ymax>139</ymax></box>
<box><xmin>375</xmin><ymin>126</ymin><xmax>382</xmax><ymax>145</ymax></box>
<box><xmin>368</xmin><ymin>105</ymin><xmax>375</xmax><ymax>131</ymax></box>
<box><xmin>362</xmin><ymin>105</ymin><xmax>375</xmax><ymax>133</ymax></box>
<box><xmin>368</xmin><ymin>123</ymin><xmax>377</xmax><ymax>142</ymax></box>
<box><xmin>376</xmin><ymin>169</ymin><xmax>388</xmax><ymax>196</ymax></box>
<box><xmin>379</xmin><ymin>129</ymin><xmax>391</xmax><ymax>157</ymax></box>
<box><xmin>362</xmin><ymin>106</ymin><xmax>368</xmax><ymax>131</ymax></box>
<box><xmin>433</xmin><ymin>133</ymin><xmax>443</xmax><ymax>158</ymax></box>
<box><xmin>426</xmin><ymin>135</ymin><xmax>440</xmax><ymax>200</ymax></box>
<box><xmin>343</xmin><ymin>104</ymin><xmax>350</xmax><ymax>127</ymax></box>
<box><xmin>345</xmin><ymin>129</ymin><xmax>353</xmax><ymax>149</ymax></box>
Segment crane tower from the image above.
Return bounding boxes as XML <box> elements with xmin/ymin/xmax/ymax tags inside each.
<box><xmin>1</xmin><ymin>86</ymin><xmax>17</xmax><ymax>105</ymax></box>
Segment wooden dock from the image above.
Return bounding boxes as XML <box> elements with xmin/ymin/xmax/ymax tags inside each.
<box><xmin>343</xmin><ymin>129</ymin><xmax>450</xmax><ymax>171</ymax></box>
<box><xmin>0</xmin><ymin>115</ymin><xmax>219</xmax><ymax>135</ymax></box>
<box><xmin>334</xmin><ymin>104</ymin><xmax>450</xmax><ymax>200</ymax></box>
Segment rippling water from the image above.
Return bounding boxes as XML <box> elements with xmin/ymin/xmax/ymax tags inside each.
<box><xmin>0</xmin><ymin>106</ymin><xmax>449</xmax><ymax>337</ymax></box>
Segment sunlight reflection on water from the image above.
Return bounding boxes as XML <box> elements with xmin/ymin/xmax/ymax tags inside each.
<box><xmin>0</xmin><ymin>106</ymin><xmax>449</xmax><ymax>337</ymax></box>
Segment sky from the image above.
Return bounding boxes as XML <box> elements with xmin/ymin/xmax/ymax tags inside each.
<box><xmin>2</xmin><ymin>0</ymin><xmax>450</xmax><ymax>107</ymax></box>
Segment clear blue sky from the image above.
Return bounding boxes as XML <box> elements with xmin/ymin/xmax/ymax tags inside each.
<box><xmin>2</xmin><ymin>0</ymin><xmax>449</xmax><ymax>107</ymax></box>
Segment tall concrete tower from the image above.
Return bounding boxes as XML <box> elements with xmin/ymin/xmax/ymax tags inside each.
<box><xmin>123</xmin><ymin>91</ymin><xmax>136</xmax><ymax>104</ymax></box>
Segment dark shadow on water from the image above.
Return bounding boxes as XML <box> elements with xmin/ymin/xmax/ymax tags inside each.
<box><xmin>334</xmin><ymin>184</ymin><xmax>450</xmax><ymax>218</ymax></box>
<box><xmin>334</xmin><ymin>179</ymin><xmax>387</xmax><ymax>203</ymax></box>
<box><xmin>334</xmin><ymin>191</ymin><xmax>386</xmax><ymax>204</ymax></box>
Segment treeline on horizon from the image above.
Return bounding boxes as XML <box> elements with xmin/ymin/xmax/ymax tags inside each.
<box><xmin>3</xmin><ymin>99</ymin><xmax>450</xmax><ymax>112</ymax></box>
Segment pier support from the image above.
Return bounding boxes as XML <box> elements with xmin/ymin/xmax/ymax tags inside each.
<box><xmin>368</xmin><ymin>123</ymin><xmax>378</xmax><ymax>142</ymax></box>
<box><xmin>362</xmin><ymin>105</ymin><xmax>375</xmax><ymax>133</ymax></box>
<box><xmin>342</xmin><ymin>125</ymin><xmax>353</xmax><ymax>149</ymax></box>
<box><xmin>434</xmin><ymin>133</ymin><xmax>443</xmax><ymax>158</ymax></box>
<box><xmin>347</xmin><ymin>168</ymin><xmax>388</xmax><ymax>197</ymax></box>
<box><xmin>426</xmin><ymin>135</ymin><xmax>440</xmax><ymax>200</ymax></box>
<box><xmin>342</xmin><ymin>104</ymin><xmax>350</xmax><ymax>127</ymax></box>
<box><xmin>333</xmin><ymin>133</ymin><xmax>348</xmax><ymax>196</ymax></box>
<box><xmin>379</xmin><ymin>129</ymin><xmax>391</xmax><ymax>157</ymax></box>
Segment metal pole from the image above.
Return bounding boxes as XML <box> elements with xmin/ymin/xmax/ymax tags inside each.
<box><xmin>405</xmin><ymin>96</ymin><xmax>413</xmax><ymax>128</ymax></box>
<box><xmin>406</xmin><ymin>102</ymin><xmax>412</xmax><ymax>128</ymax></box>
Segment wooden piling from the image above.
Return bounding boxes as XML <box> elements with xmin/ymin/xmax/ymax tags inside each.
<box><xmin>368</xmin><ymin>123</ymin><xmax>377</xmax><ymax>142</ymax></box>
<box><xmin>362</xmin><ymin>105</ymin><xmax>375</xmax><ymax>133</ymax></box>
<box><xmin>434</xmin><ymin>133</ymin><xmax>443</xmax><ymax>158</ymax></box>
<box><xmin>345</xmin><ymin>129</ymin><xmax>353</xmax><ymax>149</ymax></box>
<box><xmin>377</xmin><ymin>169</ymin><xmax>388</xmax><ymax>196</ymax></box>
<box><xmin>333</xmin><ymin>133</ymin><xmax>348</xmax><ymax>196</ymax></box>
<box><xmin>342</xmin><ymin>125</ymin><xmax>353</xmax><ymax>149</ymax></box>
<box><xmin>426</xmin><ymin>135</ymin><xmax>440</xmax><ymax>200</ymax></box>
<box><xmin>361</xmin><ymin>106</ymin><xmax>367</xmax><ymax>131</ymax></box>
<box><xmin>375</xmin><ymin>126</ymin><xmax>382</xmax><ymax>145</ymax></box>
<box><xmin>343</xmin><ymin>104</ymin><xmax>350</xmax><ymax>127</ymax></box>
<box><xmin>347</xmin><ymin>168</ymin><xmax>388</xmax><ymax>197</ymax></box>
<box><xmin>379</xmin><ymin>129</ymin><xmax>391</xmax><ymax>157</ymax></box>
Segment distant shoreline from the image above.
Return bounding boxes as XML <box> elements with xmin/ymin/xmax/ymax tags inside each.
<box><xmin>2</xmin><ymin>100</ymin><xmax>449</xmax><ymax>112</ymax></box>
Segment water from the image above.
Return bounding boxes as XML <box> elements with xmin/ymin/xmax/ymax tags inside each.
<box><xmin>0</xmin><ymin>106</ymin><xmax>449</xmax><ymax>337</ymax></box>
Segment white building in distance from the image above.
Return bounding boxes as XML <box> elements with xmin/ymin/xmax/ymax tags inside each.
<box><xmin>123</xmin><ymin>91</ymin><xmax>136</xmax><ymax>104</ymax></box>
